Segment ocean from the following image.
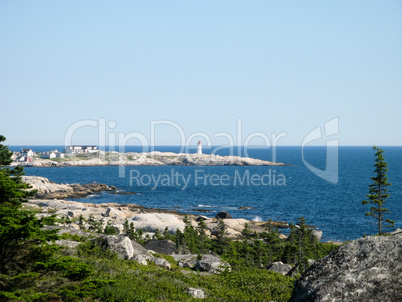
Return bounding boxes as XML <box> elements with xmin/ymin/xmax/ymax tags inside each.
<box><xmin>9</xmin><ymin>145</ymin><xmax>402</xmax><ymax>242</ymax></box>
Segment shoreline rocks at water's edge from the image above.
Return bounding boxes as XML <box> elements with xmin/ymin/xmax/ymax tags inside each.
<box><xmin>22</xmin><ymin>175</ymin><xmax>325</xmax><ymax>241</ymax></box>
<box><xmin>22</xmin><ymin>175</ymin><xmax>118</xmax><ymax>199</ymax></box>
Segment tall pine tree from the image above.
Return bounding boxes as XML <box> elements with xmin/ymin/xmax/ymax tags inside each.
<box><xmin>362</xmin><ymin>146</ymin><xmax>394</xmax><ymax>235</ymax></box>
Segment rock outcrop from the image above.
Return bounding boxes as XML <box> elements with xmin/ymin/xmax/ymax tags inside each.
<box><xmin>194</xmin><ymin>254</ymin><xmax>231</xmax><ymax>273</ymax></box>
<box><xmin>266</xmin><ymin>261</ymin><xmax>293</xmax><ymax>275</ymax></box>
<box><xmin>105</xmin><ymin>235</ymin><xmax>134</xmax><ymax>260</ymax></box>
<box><xmin>22</xmin><ymin>176</ymin><xmax>116</xmax><ymax>199</ymax></box>
<box><xmin>290</xmin><ymin>235</ymin><xmax>402</xmax><ymax>302</ymax></box>
<box><xmin>150</xmin><ymin>257</ymin><xmax>171</xmax><ymax>270</ymax></box>
<box><xmin>131</xmin><ymin>213</ymin><xmax>186</xmax><ymax>234</ymax></box>
<box><xmin>144</xmin><ymin>240</ymin><xmax>177</xmax><ymax>255</ymax></box>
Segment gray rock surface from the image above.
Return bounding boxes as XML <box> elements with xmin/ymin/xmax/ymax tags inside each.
<box><xmin>132</xmin><ymin>213</ymin><xmax>186</xmax><ymax>233</ymax></box>
<box><xmin>290</xmin><ymin>235</ymin><xmax>402</xmax><ymax>302</ymax></box>
<box><xmin>150</xmin><ymin>257</ymin><xmax>171</xmax><ymax>270</ymax></box>
<box><xmin>22</xmin><ymin>176</ymin><xmax>116</xmax><ymax>199</ymax></box>
<box><xmin>311</xmin><ymin>230</ymin><xmax>323</xmax><ymax>241</ymax></box>
<box><xmin>194</xmin><ymin>254</ymin><xmax>230</xmax><ymax>273</ymax></box>
<box><xmin>131</xmin><ymin>254</ymin><xmax>151</xmax><ymax>265</ymax></box>
<box><xmin>144</xmin><ymin>240</ymin><xmax>177</xmax><ymax>255</ymax></box>
<box><xmin>173</xmin><ymin>254</ymin><xmax>199</xmax><ymax>269</ymax></box>
<box><xmin>105</xmin><ymin>235</ymin><xmax>134</xmax><ymax>260</ymax></box>
<box><xmin>266</xmin><ymin>261</ymin><xmax>293</xmax><ymax>275</ymax></box>
<box><xmin>131</xmin><ymin>240</ymin><xmax>152</xmax><ymax>256</ymax></box>
<box><xmin>186</xmin><ymin>287</ymin><xmax>205</xmax><ymax>299</ymax></box>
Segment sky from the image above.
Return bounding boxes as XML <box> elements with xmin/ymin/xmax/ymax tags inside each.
<box><xmin>1</xmin><ymin>1</ymin><xmax>401</xmax><ymax>147</ymax></box>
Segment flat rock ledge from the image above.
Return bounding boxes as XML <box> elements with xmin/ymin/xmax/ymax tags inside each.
<box><xmin>12</xmin><ymin>151</ymin><xmax>287</xmax><ymax>167</ymax></box>
<box><xmin>22</xmin><ymin>175</ymin><xmax>117</xmax><ymax>199</ymax></box>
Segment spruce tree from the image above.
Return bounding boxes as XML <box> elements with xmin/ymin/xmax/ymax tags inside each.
<box><xmin>0</xmin><ymin>135</ymin><xmax>59</xmax><ymax>298</ymax></box>
<box><xmin>362</xmin><ymin>146</ymin><xmax>395</xmax><ymax>235</ymax></box>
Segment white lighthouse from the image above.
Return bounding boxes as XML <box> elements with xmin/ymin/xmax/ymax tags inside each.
<box><xmin>197</xmin><ymin>141</ymin><xmax>202</xmax><ymax>155</ymax></box>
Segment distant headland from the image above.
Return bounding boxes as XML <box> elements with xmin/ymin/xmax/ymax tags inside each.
<box><xmin>11</xmin><ymin>147</ymin><xmax>287</xmax><ymax>167</ymax></box>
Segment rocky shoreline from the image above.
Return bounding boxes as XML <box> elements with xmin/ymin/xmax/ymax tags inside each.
<box><xmin>22</xmin><ymin>175</ymin><xmax>291</xmax><ymax>239</ymax></box>
<box><xmin>13</xmin><ymin>151</ymin><xmax>287</xmax><ymax>167</ymax></box>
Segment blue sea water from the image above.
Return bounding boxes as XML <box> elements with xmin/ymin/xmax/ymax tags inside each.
<box><xmin>9</xmin><ymin>145</ymin><xmax>402</xmax><ymax>242</ymax></box>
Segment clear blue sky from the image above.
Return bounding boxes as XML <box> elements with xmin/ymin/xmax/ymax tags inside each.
<box><xmin>1</xmin><ymin>1</ymin><xmax>401</xmax><ymax>146</ymax></box>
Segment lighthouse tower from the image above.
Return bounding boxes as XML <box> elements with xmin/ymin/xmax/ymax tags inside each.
<box><xmin>197</xmin><ymin>141</ymin><xmax>202</xmax><ymax>155</ymax></box>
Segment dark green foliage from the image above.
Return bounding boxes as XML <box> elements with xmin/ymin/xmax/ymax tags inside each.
<box><xmin>362</xmin><ymin>146</ymin><xmax>395</xmax><ymax>235</ymax></box>
<box><xmin>0</xmin><ymin>135</ymin><xmax>12</xmax><ymax>167</ymax></box>
<box><xmin>214</xmin><ymin>219</ymin><xmax>230</xmax><ymax>255</ymax></box>
<box><xmin>0</xmin><ymin>135</ymin><xmax>112</xmax><ymax>301</ymax></box>
<box><xmin>281</xmin><ymin>217</ymin><xmax>322</xmax><ymax>272</ymax></box>
<box><xmin>197</xmin><ymin>218</ymin><xmax>211</xmax><ymax>254</ymax></box>
<box><xmin>104</xmin><ymin>221</ymin><xmax>119</xmax><ymax>235</ymax></box>
<box><xmin>0</xmin><ymin>136</ymin><xmax>61</xmax><ymax>298</ymax></box>
<box><xmin>87</xmin><ymin>214</ymin><xmax>103</xmax><ymax>233</ymax></box>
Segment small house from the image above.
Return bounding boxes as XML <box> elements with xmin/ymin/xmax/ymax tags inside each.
<box><xmin>41</xmin><ymin>152</ymin><xmax>56</xmax><ymax>159</ymax></box>
<box><xmin>21</xmin><ymin>149</ymin><xmax>34</xmax><ymax>157</ymax></box>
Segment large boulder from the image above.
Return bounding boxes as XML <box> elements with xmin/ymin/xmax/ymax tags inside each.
<box><xmin>222</xmin><ymin>218</ymin><xmax>249</xmax><ymax>232</ymax></box>
<box><xmin>290</xmin><ymin>235</ymin><xmax>402</xmax><ymax>302</ymax></box>
<box><xmin>144</xmin><ymin>240</ymin><xmax>177</xmax><ymax>255</ymax></box>
<box><xmin>215</xmin><ymin>211</ymin><xmax>232</xmax><ymax>219</ymax></box>
<box><xmin>131</xmin><ymin>213</ymin><xmax>185</xmax><ymax>233</ymax></box>
<box><xmin>311</xmin><ymin>230</ymin><xmax>323</xmax><ymax>241</ymax></box>
<box><xmin>266</xmin><ymin>261</ymin><xmax>293</xmax><ymax>275</ymax></box>
<box><xmin>105</xmin><ymin>235</ymin><xmax>134</xmax><ymax>260</ymax></box>
<box><xmin>194</xmin><ymin>254</ymin><xmax>231</xmax><ymax>273</ymax></box>
<box><xmin>150</xmin><ymin>257</ymin><xmax>171</xmax><ymax>270</ymax></box>
<box><xmin>131</xmin><ymin>254</ymin><xmax>151</xmax><ymax>266</ymax></box>
<box><xmin>131</xmin><ymin>240</ymin><xmax>152</xmax><ymax>256</ymax></box>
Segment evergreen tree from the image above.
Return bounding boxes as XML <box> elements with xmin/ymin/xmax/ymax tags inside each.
<box><xmin>362</xmin><ymin>146</ymin><xmax>395</xmax><ymax>235</ymax></box>
<box><xmin>0</xmin><ymin>135</ymin><xmax>60</xmax><ymax>298</ymax></box>
<box><xmin>215</xmin><ymin>219</ymin><xmax>229</xmax><ymax>255</ymax></box>
<box><xmin>197</xmin><ymin>218</ymin><xmax>210</xmax><ymax>254</ymax></box>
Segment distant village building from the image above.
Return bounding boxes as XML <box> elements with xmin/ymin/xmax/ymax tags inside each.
<box><xmin>65</xmin><ymin>145</ymin><xmax>98</xmax><ymax>154</ymax></box>
<box><xmin>17</xmin><ymin>156</ymin><xmax>33</xmax><ymax>162</ymax></box>
<box><xmin>21</xmin><ymin>149</ymin><xmax>34</xmax><ymax>158</ymax></box>
<box><xmin>41</xmin><ymin>151</ymin><xmax>64</xmax><ymax>159</ymax></box>
<box><xmin>17</xmin><ymin>149</ymin><xmax>34</xmax><ymax>162</ymax></box>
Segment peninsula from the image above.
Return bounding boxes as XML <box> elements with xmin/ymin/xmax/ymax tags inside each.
<box><xmin>12</xmin><ymin>150</ymin><xmax>287</xmax><ymax>167</ymax></box>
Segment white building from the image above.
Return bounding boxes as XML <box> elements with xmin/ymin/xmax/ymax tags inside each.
<box><xmin>21</xmin><ymin>149</ymin><xmax>34</xmax><ymax>157</ymax></box>
<box><xmin>41</xmin><ymin>151</ymin><xmax>65</xmax><ymax>159</ymax></box>
<box><xmin>65</xmin><ymin>145</ymin><xmax>98</xmax><ymax>154</ymax></box>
